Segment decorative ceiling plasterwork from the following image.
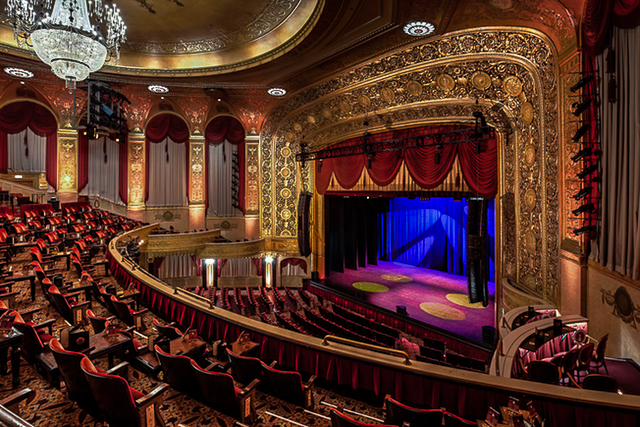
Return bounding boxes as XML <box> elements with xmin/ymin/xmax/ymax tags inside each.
<box><xmin>260</xmin><ymin>28</ymin><xmax>560</xmax><ymax>303</ymax></box>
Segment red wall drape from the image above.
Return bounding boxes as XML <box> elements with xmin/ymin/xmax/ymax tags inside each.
<box><xmin>205</xmin><ymin>116</ymin><xmax>246</xmax><ymax>213</ymax></box>
<box><xmin>144</xmin><ymin>114</ymin><xmax>190</xmax><ymax>202</ymax></box>
<box><xmin>281</xmin><ymin>258</ymin><xmax>308</xmax><ymax>273</ymax></box>
<box><xmin>316</xmin><ymin>125</ymin><xmax>498</xmax><ymax>198</ymax></box>
<box><xmin>582</xmin><ymin>0</ymin><xmax>640</xmax><ymax>55</ymax></box>
<box><xmin>0</xmin><ymin>102</ymin><xmax>58</xmax><ymax>187</ymax></box>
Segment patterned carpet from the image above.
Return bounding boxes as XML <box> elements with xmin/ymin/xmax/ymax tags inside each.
<box><xmin>0</xmin><ymin>252</ymin><xmax>389</xmax><ymax>426</ymax></box>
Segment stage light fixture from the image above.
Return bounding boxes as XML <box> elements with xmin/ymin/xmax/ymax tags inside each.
<box><xmin>434</xmin><ymin>144</ymin><xmax>442</xmax><ymax>164</ymax></box>
<box><xmin>317</xmin><ymin>159</ymin><xmax>322</xmax><ymax>172</ymax></box>
<box><xmin>574</xmin><ymin>225</ymin><xmax>597</xmax><ymax>235</ymax></box>
<box><xmin>572</xmin><ymin>124</ymin><xmax>591</xmax><ymax>142</ymax></box>
<box><xmin>572</xmin><ymin>203</ymin><xmax>595</xmax><ymax>216</ymax></box>
<box><xmin>571</xmin><ymin>148</ymin><xmax>592</xmax><ymax>162</ymax></box>
<box><xmin>572</xmin><ymin>186</ymin><xmax>592</xmax><ymax>200</ymax></box>
<box><xmin>577</xmin><ymin>163</ymin><xmax>598</xmax><ymax>179</ymax></box>
<box><xmin>572</xmin><ymin>98</ymin><xmax>592</xmax><ymax>116</ymax></box>
<box><xmin>570</xmin><ymin>75</ymin><xmax>594</xmax><ymax>92</ymax></box>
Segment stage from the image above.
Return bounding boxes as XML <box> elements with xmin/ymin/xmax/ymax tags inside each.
<box><xmin>322</xmin><ymin>261</ymin><xmax>496</xmax><ymax>343</ymax></box>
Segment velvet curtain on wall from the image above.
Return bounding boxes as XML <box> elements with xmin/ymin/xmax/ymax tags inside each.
<box><xmin>78</xmin><ymin>136</ymin><xmax>125</xmax><ymax>205</ymax></box>
<box><xmin>7</xmin><ymin>129</ymin><xmax>47</xmax><ymax>173</ymax></box>
<box><xmin>315</xmin><ymin>125</ymin><xmax>497</xmax><ymax>198</ymax></box>
<box><xmin>145</xmin><ymin>114</ymin><xmax>189</xmax><ymax>206</ymax></box>
<box><xmin>0</xmin><ymin>102</ymin><xmax>57</xmax><ymax>188</ymax></box>
<box><xmin>205</xmin><ymin>116</ymin><xmax>245</xmax><ymax>214</ymax></box>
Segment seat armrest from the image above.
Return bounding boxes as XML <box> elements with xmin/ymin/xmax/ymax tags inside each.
<box><xmin>268</xmin><ymin>360</ymin><xmax>277</xmax><ymax>368</ymax></box>
<box><xmin>134</xmin><ymin>308</ymin><xmax>149</xmax><ymax>315</ymax></box>
<box><xmin>135</xmin><ymin>383</ymin><xmax>169</xmax><ymax>407</ymax></box>
<box><xmin>73</xmin><ymin>301</ymin><xmax>91</xmax><ymax>310</ymax></box>
<box><xmin>304</xmin><ymin>375</ymin><xmax>317</xmax><ymax>388</ymax></box>
<box><xmin>106</xmin><ymin>360</ymin><xmax>129</xmax><ymax>379</ymax></box>
<box><xmin>18</xmin><ymin>307</ymin><xmax>41</xmax><ymax>322</ymax></box>
<box><xmin>64</xmin><ymin>291</ymin><xmax>83</xmax><ymax>300</ymax></box>
<box><xmin>241</xmin><ymin>378</ymin><xmax>261</xmax><ymax>394</ymax></box>
<box><xmin>34</xmin><ymin>318</ymin><xmax>56</xmax><ymax>333</ymax></box>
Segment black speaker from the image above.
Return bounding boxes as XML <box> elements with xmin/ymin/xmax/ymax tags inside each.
<box><xmin>482</xmin><ymin>326</ymin><xmax>497</xmax><ymax>346</ymax></box>
<box><xmin>396</xmin><ymin>305</ymin><xmax>407</xmax><ymax>316</ymax></box>
<box><xmin>467</xmin><ymin>197</ymin><xmax>489</xmax><ymax>307</ymax></box>
<box><xmin>311</xmin><ymin>271</ymin><xmax>320</xmax><ymax>281</ymax></box>
<box><xmin>297</xmin><ymin>192</ymin><xmax>312</xmax><ymax>257</ymax></box>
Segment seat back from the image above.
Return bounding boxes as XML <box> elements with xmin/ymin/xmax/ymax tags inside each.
<box><xmin>80</xmin><ymin>357</ymin><xmax>140</xmax><ymax>427</ymax></box>
<box><xmin>190</xmin><ymin>360</ymin><xmax>243</xmax><ymax>419</ymax></box>
<box><xmin>111</xmin><ymin>296</ymin><xmax>134</xmax><ymax>325</ymax></box>
<box><xmin>582</xmin><ymin>374</ymin><xmax>619</xmax><ymax>393</ymax></box>
<box><xmin>49</xmin><ymin>338</ymin><xmax>100</xmax><ymax>417</ymax></box>
<box><xmin>153</xmin><ymin>319</ymin><xmax>182</xmax><ymax>341</ymax></box>
<box><xmin>154</xmin><ymin>345</ymin><xmax>198</xmax><ymax>396</ymax></box>
<box><xmin>443</xmin><ymin>412</ymin><xmax>476</xmax><ymax>426</ymax></box>
<box><xmin>331</xmin><ymin>409</ymin><xmax>396</xmax><ymax>427</ymax></box>
<box><xmin>577</xmin><ymin>343</ymin><xmax>595</xmax><ymax>367</ymax></box>
<box><xmin>261</xmin><ymin>362</ymin><xmax>307</xmax><ymax>407</ymax></box>
<box><xmin>86</xmin><ymin>309</ymin><xmax>108</xmax><ymax>333</ymax></box>
<box><xmin>594</xmin><ymin>334</ymin><xmax>609</xmax><ymax>362</ymax></box>
<box><xmin>227</xmin><ymin>348</ymin><xmax>263</xmax><ymax>386</ymax></box>
<box><xmin>13</xmin><ymin>321</ymin><xmax>46</xmax><ymax>357</ymax></box>
<box><xmin>527</xmin><ymin>360</ymin><xmax>560</xmax><ymax>384</ymax></box>
<box><xmin>383</xmin><ymin>396</ymin><xmax>443</xmax><ymax>426</ymax></box>
<box><xmin>48</xmin><ymin>286</ymin><xmax>78</xmax><ymax>325</ymax></box>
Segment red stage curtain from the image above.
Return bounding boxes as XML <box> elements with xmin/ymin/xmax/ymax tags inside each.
<box><xmin>252</xmin><ymin>257</ymin><xmax>263</xmax><ymax>276</ymax></box>
<box><xmin>145</xmin><ymin>114</ymin><xmax>190</xmax><ymax>202</ymax></box>
<box><xmin>205</xmin><ymin>116</ymin><xmax>246</xmax><ymax>213</ymax></box>
<box><xmin>280</xmin><ymin>258</ymin><xmax>308</xmax><ymax>273</ymax></box>
<box><xmin>217</xmin><ymin>258</ymin><xmax>227</xmax><ymax>276</ymax></box>
<box><xmin>315</xmin><ymin>125</ymin><xmax>497</xmax><ymax>198</ymax></box>
<box><xmin>583</xmin><ymin>0</ymin><xmax>640</xmax><ymax>55</ymax></box>
<box><xmin>0</xmin><ymin>102</ymin><xmax>58</xmax><ymax>185</ymax></box>
<box><xmin>119</xmin><ymin>135</ymin><xmax>129</xmax><ymax>204</ymax></box>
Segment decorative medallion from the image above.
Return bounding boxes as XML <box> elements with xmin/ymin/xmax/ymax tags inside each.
<box><xmin>285</xmin><ymin>131</ymin><xmax>295</xmax><ymax>142</ymax></box>
<box><xmin>471</xmin><ymin>71</ymin><xmax>492</xmax><ymax>90</ymax></box>
<box><xmin>503</xmin><ymin>75</ymin><xmax>523</xmax><ymax>96</ymax></box>
<box><xmin>162</xmin><ymin>211</ymin><xmax>174</xmax><ymax>221</ymax></box>
<box><xmin>280</xmin><ymin>188</ymin><xmax>292</xmax><ymax>198</ymax></box>
<box><xmin>220</xmin><ymin>221</ymin><xmax>231</xmax><ymax>229</ymax></box>
<box><xmin>406</xmin><ymin>81</ymin><xmax>423</xmax><ymax>96</ymax></box>
<box><xmin>524</xmin><ymin>230</ymin><xmax>536</xmax><ymax>253</ymax></box>
<box><xmin>307</xmin><ymin>115</ymin><xmax>316</xmax><ymax>125</ymax></box>
<box><xmin>521</xmin><ymin>102</ymin><xmax>534</xmax><ymax>124</ymax></box>
<box><xmin>523</xmin><ymin>275</ymin><xmax>536</xmax><ymax>290</ymax></box>
<box><xmin>339</xmin><ymin>100</ymin><xmax>352</xmax><ymax>113</ymax></box>
<box><xmin>281</xmin><ymin>147</ymin><xmax>292</xmax><ymax>157</ymax></box>
<box><xmin>380</xmin><ymin>87</ymin><xmax>395</xmax><ymax>102</ymax></box>
<box><xmin>322</xmin><ymin>108</ymin><xmax>332</xmax><ymax>118</ymax></box>
<box><xmin>148</xmin><ymin>85</ymin><xmax>169</xmax><ymax>94</ymax></box>
<box><xmin>281</xmin><ymin>209</ymin><xmax>292</xmax><ymax>220</ymax></box>
<box><xmin>293</xmin><ymin>123</ymin><xmax>303</xmax><ymax>132</ymax></box>
<box><xmin>358</xmin><ymin>95</ymin><xmax>371</xmax><ymax>107</ymax></box>
<box><xmin>525</xmin><ymin>188</ymin><xmax>536</xmax><ymax>209</ymax></box>
<box><xmin>281</xmin><ymin>168</ymin><xmax>291</xmax><ymax>178</ymax></box>
<box><xmin>437</xmin><ymin>74</ymin><xmax>455</xmax><ymax>92</ymax></box>
<box><xmin>524</xmin><ymin>144</ymin><xmax>536</xmax><ymax>166</ymax></box>
<box><xmin>248</xmin><ymin>165</ymin><xmax>258</xmax><ymax>173</ymax></box>
<box><xmin>601</xmin><ymin>286</ymin><xmax>640</xmax><ymax>328</ymax></box>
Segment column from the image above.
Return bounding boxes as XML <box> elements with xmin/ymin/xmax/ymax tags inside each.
<box><xmin>56</xmin><ymin>128</ymin><xmax>78</xmax><ymax>203</ymax></box>
<box><xmin>127</xmin><ymin>132</ymin><xmax>146</xmax><ymax>221</ymax></box>
<box><xmin>245</xmin><ymin>135</ymin><xmax>260</xmax><ymax>238</ymax></box>
<box><xmin>189</xmin><ymin>134</ymin><xmax>206</xmax><ymax>230</ymax></box>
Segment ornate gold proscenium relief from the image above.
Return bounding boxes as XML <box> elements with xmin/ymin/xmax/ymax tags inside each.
<box><xmin>57</xmin><ymin>129</ymin><xmax>78</xmax><ymax>192</ymax></box>
<box><xmin>189</xmin><ymin>136</ymin><xmax>205</xmax><ymax>203</ymax></box>
<box><xmin>128</xmin><ymin>134</ymin><xmax>146</xmax><ymax>207</ymax></box>
<box><xmin>260</xmin><ymin>28</ymin><xmax>560</xmax><ymax>303</ymax></box>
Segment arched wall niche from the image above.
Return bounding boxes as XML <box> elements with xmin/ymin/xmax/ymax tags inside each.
<box><xmin>259</xmin><ymin>27</ymin><xmax>561</xmax><ymax>304</ymax></box>
<box><xmin>0</xmin><ymin>82</ymin><xmax>59</xmax><ymax>125</ymax></box>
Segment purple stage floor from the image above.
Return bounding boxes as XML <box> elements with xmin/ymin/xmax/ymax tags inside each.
<box><xmin>323</xmin><ymin>261</ymin><xmax>496</xmax><ymax>343</ymax></box>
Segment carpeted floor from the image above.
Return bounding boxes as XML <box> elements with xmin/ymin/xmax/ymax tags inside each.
<box><xmin>323</xmin><ymin>261</ymin><xmax>496</xmax><ymax>342</ymax></box>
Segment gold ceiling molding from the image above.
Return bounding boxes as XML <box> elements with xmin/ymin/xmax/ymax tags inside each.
<box><xmin>260</xmin><ymin>27</ymin><xmax>561</xmax><ymax>303</ymax></box>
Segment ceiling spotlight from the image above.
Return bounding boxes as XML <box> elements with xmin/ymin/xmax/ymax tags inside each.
<box><xmin>4</xmin><ymin>67</ymin><xmax>34</xmax><ymax>79</ymax></box>
<box><xmin>572</xmin><ymin>203</ymin><xmax>595</xmax><ymax>216</ymax></box>
<box><xmin>572</xmin><ymin>98</ymin><xmax>592</xmax><ymax>116</ymax></box>
<box><xmin>148</xmin><ymin>85</ymin><xmax>169</xmax><ymax>94</ymax></box>
<box><xmin>403</xmin><ymin>21</ymin><xmax>436</xmax><ymax>37</ymax></box>
<box><xmin>572</xmin><ymin>186</ymin><xmax>592</xmax><ymax>200</ymax></box>
<box><xmin>570</xmin><ymin>75</ymin><xmax>594</xmax><ymax>93</ymax></box>
<box><xmin>574</xmin><ymin>225</ymin><xmax>597</xmax><ymax>235</ymax></box>
<box><xmin>577</xmin><ymin>163</ymin><xmax>598</xmax><ymax>179</ymax></box>
<box><xmin>572</xmin><ymin>124</ymin><xmax>591</xmax><ymax>142</ymax></box>
<box><xmin>267</xmin><ymin>87</ymin><xmax>287</xmax><ymax>97</ymax></box>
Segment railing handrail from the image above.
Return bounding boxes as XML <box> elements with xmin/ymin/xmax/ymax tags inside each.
<box><xmin>0</xmin><ymin>406</ymin><xmax>35</xmax><ymax>427</ymax></box>
<box><xmin>322</xmin><ymin>334</ymin><xmax>411</xmax><ymax>365</ymax></box>
<box><xmin>174</xmin><ymin>287</ymin><xmax>214</xmax><ymax>308</ymax></box>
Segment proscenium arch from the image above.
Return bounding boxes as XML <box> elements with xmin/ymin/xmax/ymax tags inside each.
<box><xmin>259</xmin><ymin>27</ymin><xmax>560</xmax><ymax>304</ymax></box>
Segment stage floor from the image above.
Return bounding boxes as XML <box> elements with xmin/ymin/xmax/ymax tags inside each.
<box><xmin>323</xmin><ymin>261</ymin><xmax>496</xmax><ymax>343</ymax></box>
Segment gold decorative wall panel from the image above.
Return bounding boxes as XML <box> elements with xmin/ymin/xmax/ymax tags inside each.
<box><xmin>145</xmin><ymin>230</ymin><xmax>221</xmax><ymax>258</ymax></box>
<box><xmin>128</xmin><ymin>133</ymin><xmax>146</xmax><ymax>209</ymax></box>
<box><xmin>189</xmin><ymin>135</ymin><xmax>205</xmax><ymax>203</ymax></box>
<box><xmin>246</xmin><ymin>136</ymin><xmax>260</xmax><ymax>215</ymax></box>
<box><xmin>260</xmin><ymin>28</ymin><xmax>561</xmax><ymax>303</ymax></box>
<box><xmin>57</xmin><ymin>129</ymin><xmax>77</xmax><ymax>192</ymax></box>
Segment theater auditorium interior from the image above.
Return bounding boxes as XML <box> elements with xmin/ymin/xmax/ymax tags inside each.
<box><xmin>0</xmin><ymin>0</ymin><xmax>638</xmax><ymax>426</ymax></box>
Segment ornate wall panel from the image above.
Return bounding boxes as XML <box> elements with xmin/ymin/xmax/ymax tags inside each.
<box><xmin>128</xmin><ymin>133</ymin><xmax>146</xmax><ymax>209</ymax></box>
<box><xmin>245</xmin><ymin>136</ymin><xmax>260</xmax><ymax>215</ymax></box>
<box><xmin>260</xmin><ymin>28</ymin><xmax>561</xmax><ymax>303</ymax></box>
<box><xmin>57</xmin><ymin>128</ymin><xmax>77</xmax><ymax>192</ymax></box>
<box><xmin>189</xmin><ymin>135</ymin><xmax>205</xmax><ymax>203</ymax></box>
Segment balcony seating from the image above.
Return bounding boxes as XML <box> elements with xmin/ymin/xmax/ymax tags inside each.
<box><xmin>261</xmin><ymin>361</ymin><xmax>315</xmax><ymax>409</ymax></box>
<box><xmin>191</xmin><ymin>359</ymin><xmax>259</xmax><ymax>424</ymax></box>
<box><xmin>110</xmin><ymin>295</ymin><xmax>148</xmax><ymax>330</ymax></box>
<box><xmin>116</xmin><ymin>329</ymin><xmax>162</xmax><ymax>378</ymax></box>
<box><xmin>12</xmin><ymin>315</ymin><xmax>59</xmax><ymax>387</ymax></box>
<box><xmin>153</xmin><ymin>318</ymin><xmax>183</xmax><ymax>341</ymax></box>
<box><xmin>443</xmin><ymin>412</ymin><xmax>476</xmax><ymax>426</ymax></box>
<box><xmin>559</xmin><ymin>347</ymin><xmax>580</xmax><ymax>386</ymax></box>
<box><xmin>80</xmin><ymin>356</ymin><xmax>169</xmax><ymax>427</ymax></box>
<box><xmin>592</xmin><ymin>334</ymin><xmax>609</xmax><ymax>374</ymax></box>
<box><xmin>85</xmin><ymin>309</ymin><xmax>114</xmax><ymax>333</ymax></box>
<box><xmin>575</xmin><ymin>342</ymin><xmax>595</xmax><ymax>382</ymax></box>
<box><xmin>49</xmin><ymin>338</ymin><xmax>129</xmax><ymax>419</ymax></box>
<box><xmin>526</xmin><ymin>360</ymin><xmax>561</xmax><ymax>384</ymax></box>
<box><xmin>48</xmin><ymin>285</ymin><xmax>90</xmax><ymax>325</ymax></box>
<box><xmin>330</xmin><ymin>409</ymin><xmax>396</xmax><ymax>427</ymax></box>
<box><xmin>226</xmin><ymin>348</ymin><xmax>263</xmax><ymax>386</ymax></box>
<box><xmin>383</xmin><ymin>395</ymin><xmax>444</xmax><ymax>426</ymax></box>
<box><xmin>154</xmin><ymin>345</ymin><xmax>199</xmax><ymax>397</ymax></box>
<box><xmin>582</xmin><ymin>374</ymin><xmax>619</xmax><ymax>393</ymax></box>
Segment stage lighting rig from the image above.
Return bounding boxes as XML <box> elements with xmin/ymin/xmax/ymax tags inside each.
<box><xmin>577</xmin><ymin>163</ymin><xmax>598</xmax><ymax>179</ymax></box>
<box><xmin>572</xmin><ymin>124</ymin><xmax>591</xmax><ymax>142</ymax></box>
<box><xmin>572</xmin><ymin>98</ymin><xmax>592</xmax><ymax>116</ymax></box>
<box><xmin>572</xmin><ymin>203</ymin><xmax>595</xmax><ymax>216</ymax></box>
<box><xmin>78</xmin><ymin>79</ymin><xmax>130</xmax><ymax>140</ymax></box>
<box><xmin>572</xmin><ymin>186</ymin><xmax>592</xmax><ymax>200</ymax></box>
<box><xmin>570</xmin><ymin>75</ymin><xmax>594</xmax><ymax>92</ymax></box>
<box><xmin>571</xmin><ymin>148</ymin><xmax>592</xmax><ymax>162</ymax></box>
<box><xmin>574</xmin><ymin>225</ymin><xmax>597</xmax><ymax>235</ymax></box>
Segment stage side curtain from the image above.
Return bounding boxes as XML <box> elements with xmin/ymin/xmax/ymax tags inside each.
<box><xmin>594</xmin><ymin>25</ymin><xmax>640</xmax><ymax>280</ymax></box>
<box><xmin>145</xmin><ymin>114</ymin><xmax>189</xmax><ymax>206</ymax></box>
<box><xmin>315</xmin><ymin>125</ymin><xmax>497</xmax><ymax>198</ymax></box>
<box><xmin>207</xmin><ymin>142</ymin><xmax>242</xmax><ymax>217</ymax></box>
<box><xmin>79</xmin><ymin>136</ymin><xmax>124</xmax><ymax>205</ymax></box>
<box><xmin>582</xmin><ymin>0</ymin><xmax>640</xmax><ymax>55</ymax></box>
<box><xmin>205</xmin><ymin>116</ymin><xmax>245</xmax><ymax>215</ymax></box>
<box><xmin>7</xmin><ymin>129</ymin><xmax>47</xmax><ymax>173</ymax></box>
<box><xmin>0</xmin><ymin>102</ymin><xmax>57</xmax><ymax>187</ymax></box>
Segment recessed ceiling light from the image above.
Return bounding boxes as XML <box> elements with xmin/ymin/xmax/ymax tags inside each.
<box><xmin>267</xmin><ymin>87</ymin><xmax>286</xmax><ymax>97</ymax></box>
<box><xmin>403</xmin><ymin>21</ymin><xmax>435</xmax><ymax>37</ymax></box>
<box><xmin>148</xmin><ymin>85</ymin><xmax>169</xmax><ymax>94</ymax></box>
<box><xmin>4</xmin><ymin>67</ymin><xmax>34</xmax><ymax>79</ymax></box>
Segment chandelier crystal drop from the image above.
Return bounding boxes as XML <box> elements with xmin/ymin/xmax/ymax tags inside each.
<box><xmin>5</xmin><ymin>0</ymin><xmax>127</xmax><ymax>85</ymax></box>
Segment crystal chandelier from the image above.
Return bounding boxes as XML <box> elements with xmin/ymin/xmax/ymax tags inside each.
<box><xmin>5</xmin><ymin>0</ymin><xmax>126</xmax><ymax>86</ymax></box>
